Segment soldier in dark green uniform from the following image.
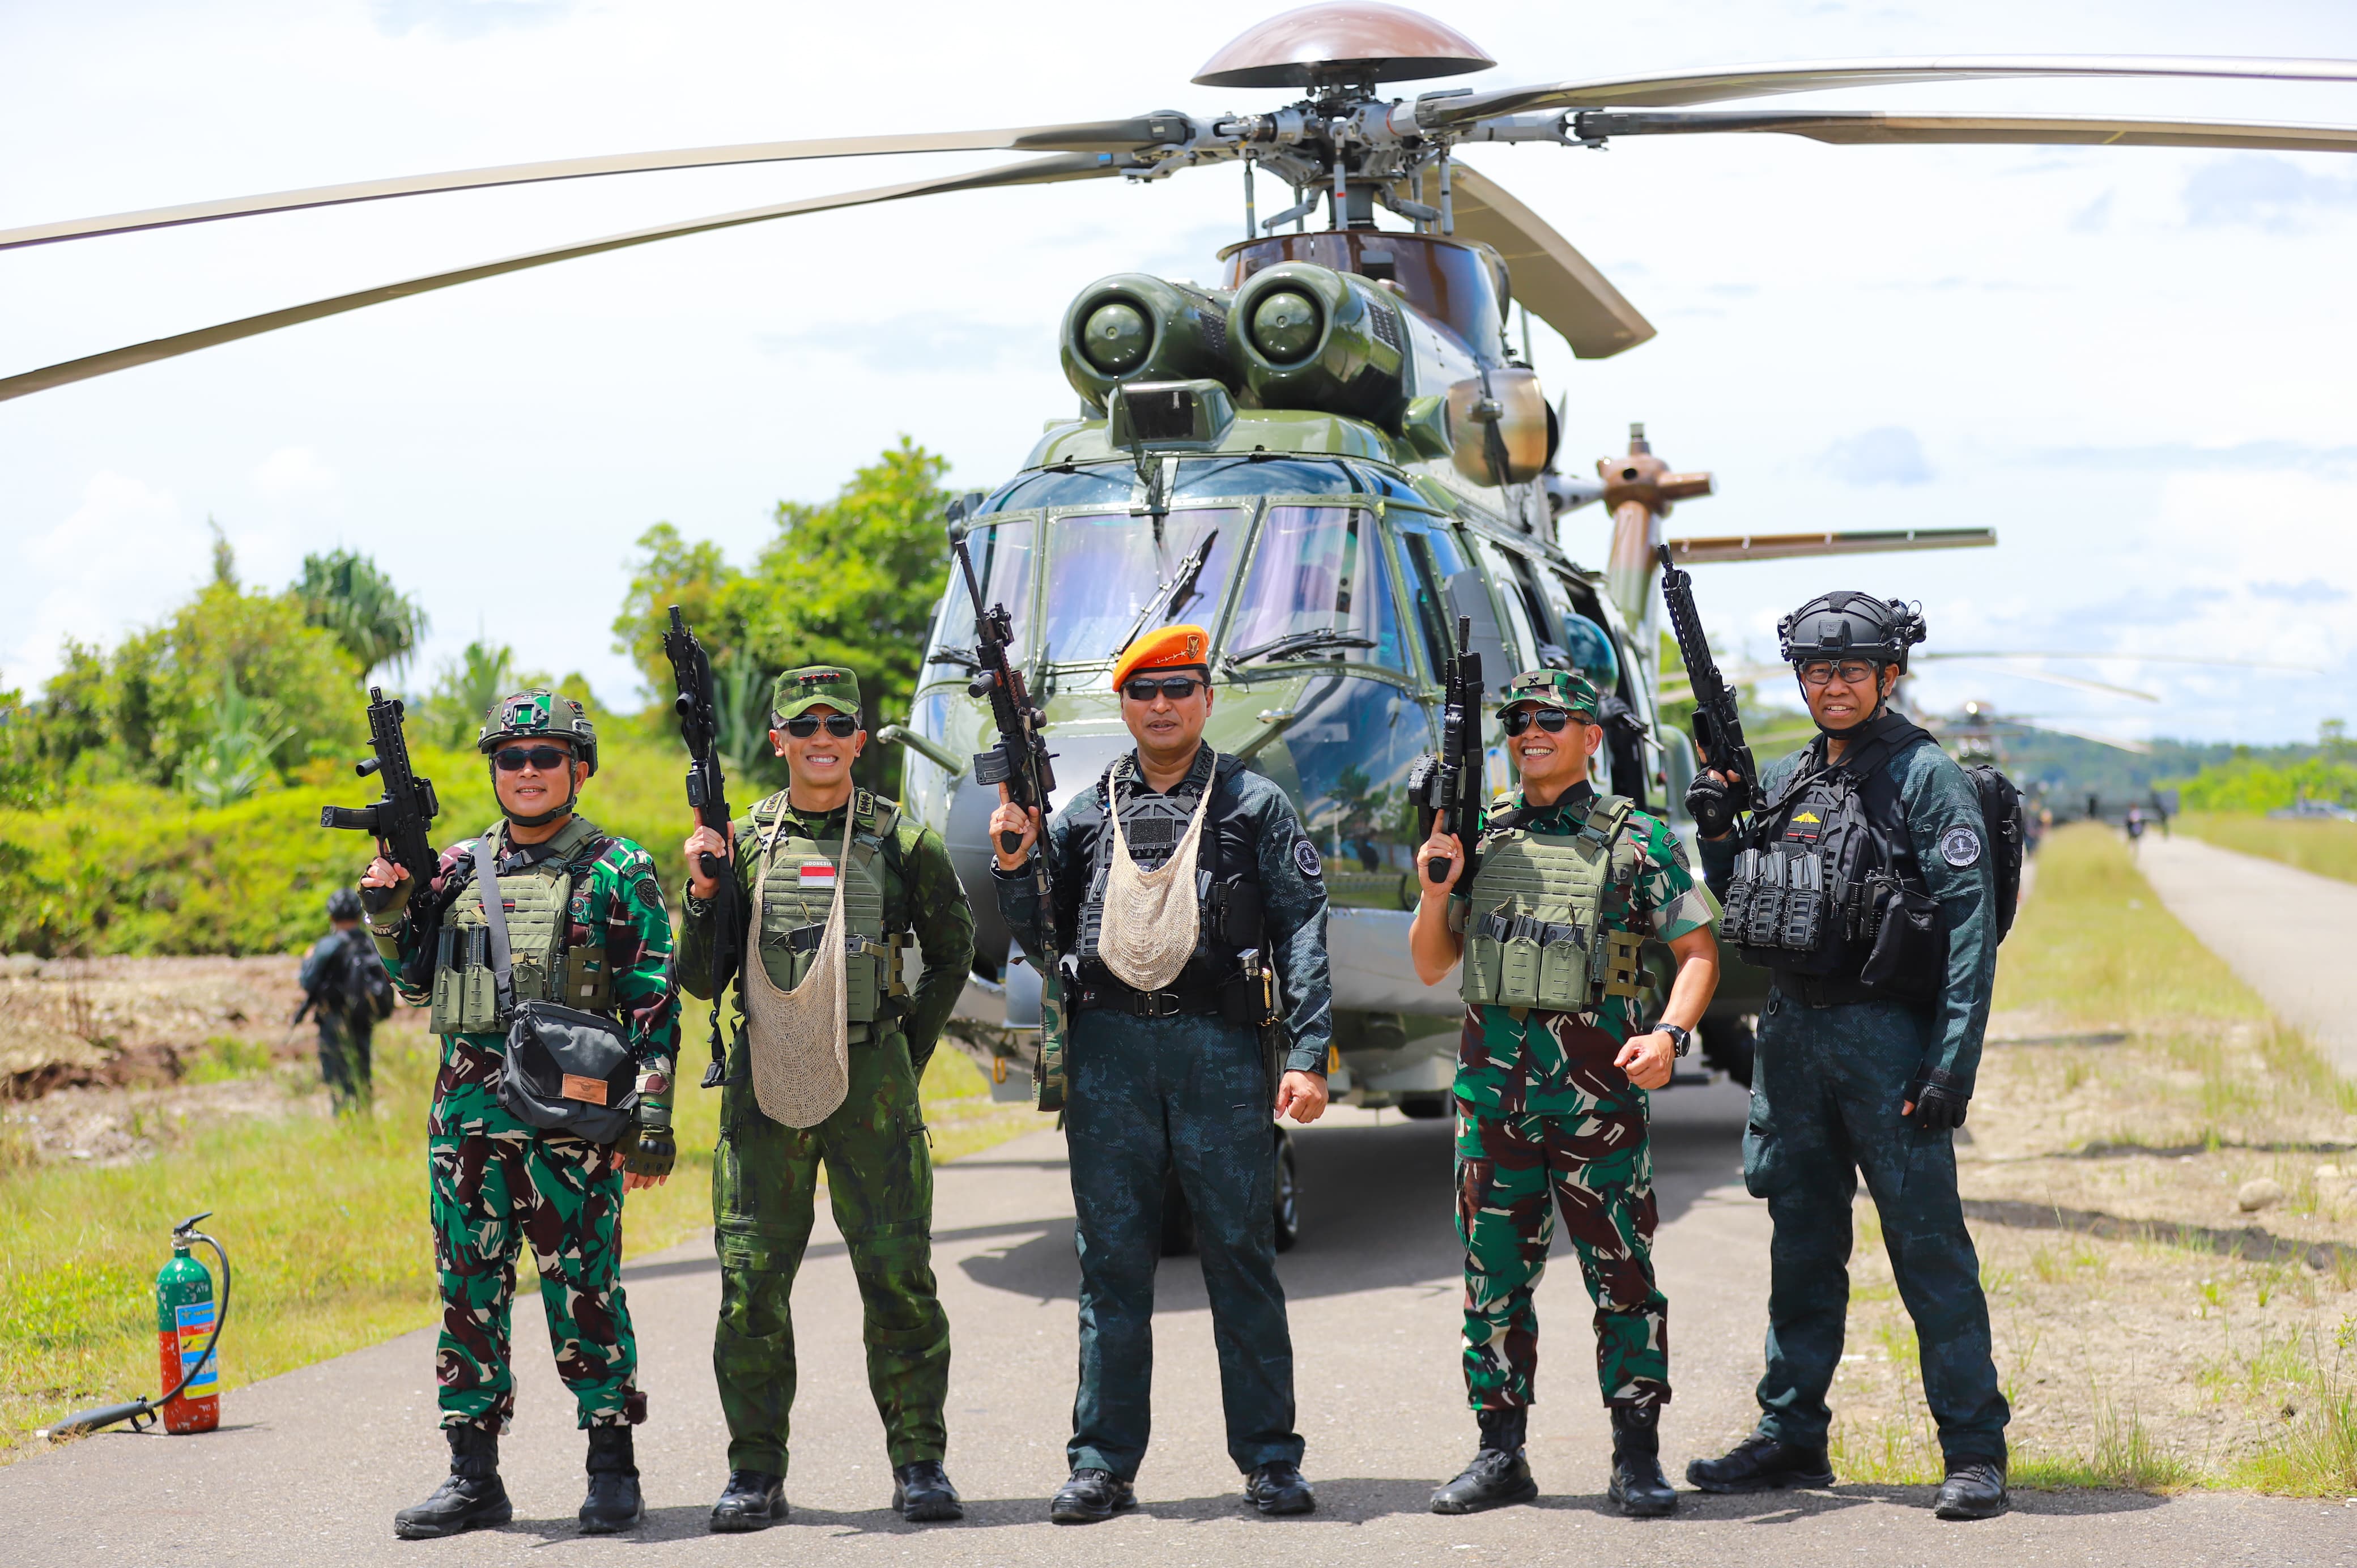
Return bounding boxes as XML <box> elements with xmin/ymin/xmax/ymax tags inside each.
<box><xmin>1683</xmin><ymin>593</ymin><xmax>2010</xmax><ymax>1521</ymax></box>
<box><xmin>361</xmin><ymin>689</ymin><xmax>679</xmax><ymax>1540</ymax></box>
<box><xmin>297</xmin><ymin>887</ymin><xmax>389</xmax><ymax>1113</ymax></box>
<box><xmin>989</xmin><ymin>624</ymin><xmax>1332</xmax><ymax>1524</ymax></box>
<box><xmin>1410</xmin><ymin>669</ymin><xmax>1721</xmax><ymax>1518</ymax></box>
<box><xmin>677</xmin><ymin>666</ymin><xmax>976</xmax><ymax>1531</ymax></box>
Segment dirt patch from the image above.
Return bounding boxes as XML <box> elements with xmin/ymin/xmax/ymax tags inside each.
<box><xmin>1</xmin><ymin>1071</ymin><xmax>330</xmax><ymax>1166</ymax></box>
<box><xmin>0</xmin><ymin>954</ymin><xmax>308</xmax><ymax>1098</ymax></box>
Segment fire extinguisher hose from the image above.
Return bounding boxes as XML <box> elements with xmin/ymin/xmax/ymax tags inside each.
<box><xmin>42</xmin><ymin>1212</ymin><xmax>233</xmax><ymax>1441</ymax></box>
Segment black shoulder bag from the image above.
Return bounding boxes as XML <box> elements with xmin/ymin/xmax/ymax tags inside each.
<box><xmin>475</xmin><ymin>836</ymin><xmax>639</xmax><ymax>1144</ymax></box>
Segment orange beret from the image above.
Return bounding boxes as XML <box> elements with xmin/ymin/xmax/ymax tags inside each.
<box><xmin>1111</xmin><ymin>624</ymin><xmax>1211</xmax><ymax>689</ymax></box>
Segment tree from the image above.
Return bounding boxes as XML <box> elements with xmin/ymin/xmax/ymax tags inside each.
<box><xmin>297</xmin><ymin>549</ymin><xmax>430</xmax><ymax>676</ymax></box>
<box><xmin>420</xmin><ymin>640</ymin><xmax>517</xmax><ymax>748</ymax></box>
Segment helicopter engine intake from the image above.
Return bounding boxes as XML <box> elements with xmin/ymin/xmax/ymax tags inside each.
<box><xmin>1227</xmin><ymin>261</ymin><xmax>1409</xmax><ymax>427</ymax></box>
<box><xmin>1061</xmin><ymin>274</ymin><xmax>1237</xmax><ymax>411</ymax></box>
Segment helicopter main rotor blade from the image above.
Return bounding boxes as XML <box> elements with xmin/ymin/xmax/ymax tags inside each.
<box><xmin>0</xmin><ymin>154</ymin><xmax>1118</xmax><ymax>404</ymax></box>
<box><xmin>1444</xmin><ymin>164</ymin><xmax>1652</xmax><ymax>358</ymax></box>
<box><xmin>1571</xmin><ymin>109</ymin><xmax>2357</xmax><ymax>155</ymax></box>
<box><xmin>0</xmin><ymin>120</ymin><xmax>1173</xmax><ymax>252</ymax></box>
<box><xmin>1423</xmin><ymin>54</ymin><xmax>2357</xmax><ymax>126</ymax></box>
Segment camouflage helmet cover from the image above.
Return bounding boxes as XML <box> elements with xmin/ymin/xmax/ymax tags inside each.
<box><xmin>477</xmin><ymin>688</ymin><xmax>599</xmax><ymax>776</ymax></box>
<box><xmin>1502</xmin><ymin>667</ymin><xmax>1602</xmax><ymax>720</ymax></box>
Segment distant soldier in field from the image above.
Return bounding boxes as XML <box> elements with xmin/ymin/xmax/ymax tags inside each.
<box><xmin>297</xmin><ymin>887</ymin><xmax>392</xmax><ymax>1113</ymax></box>
<box><xmin>1410</xmin><ymin>668</ymin><xmax>1721</xmax><ymax>1518</ymax></box>
<box><xmin>1684</xmin><ymin>594</ymin><xmax>2010</xmax><ymax>1521</ymax></box>
<box><xmin>361</xmin><ymin>689</ymin><xmax>679</xmax><ymax>1540</ymax></box>
<box><xmin>678</xmin><ymin>666</ymin><xmax>976</xmax><ymax>1532</ymax></box>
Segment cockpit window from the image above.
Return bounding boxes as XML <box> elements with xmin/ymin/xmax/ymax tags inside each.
<box><xmin>981</xmin><ymin>465</ymin><xmax>1135</xmax><ymax>513</ymax></box>
<box><xmin>1173</xmin><ymin>456</ymin><xmax>1367</xmax><ymax>498</ymax></box>
<box><xmin>1039</xmin><ymin>509</ymin><xmax>1239</xmax><ymax>668</ymax></box>
<box><xmin>926</xmin><ymin>518</ymin><xmax>1036</xmax><ymax>673</ymax></box>
<box><xmin>1224</xmin><ymin>507</ymin><xmax>1408</xmax><ymax>672</ymax></box>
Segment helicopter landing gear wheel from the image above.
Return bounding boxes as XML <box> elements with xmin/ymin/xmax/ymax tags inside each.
<box><xmin>1396</xmin><ymin>1094</ymin><xmax>1449</xmax><ymax>1120</ymax></box>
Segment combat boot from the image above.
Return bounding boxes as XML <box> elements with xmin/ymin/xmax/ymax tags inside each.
<box><xmin>1049</xmin><ymin>1467</ymin><xmax>1136</xmax><ymax>1524</ymax></box>
<box><xmin>1431</xmin><ymin>1407</ymin><xmax>1539</xmax><ymax>1515</ymax></box>
<box><xmin>394</xmin><ymin>1424</ymin><xmax>513</xmax><ymax>1540</ymax></box>
<box><xmin>893</xmin><ymin>1459</ymin><xmax>964</xmax><ymax>1522</ymax></box>
<box><xmin>710</xmin><ymin>1469</ymin><xmax>786</xmax><ymax>1532</ymax></box>
<box><xmin>1686</xmin><ymin>1430</ymin><xmax>1834</xmax><ymax>1493</ymax></box>
<box><xmin>578</xmin><ymin>1424</ymin><xmax>644</xmax><ymax>1535</ymax></box>
<box><xmin>1933</xmin><ymin>1458</ymin><xmax>2009</xmax><ymax>1520</ymax></box>
<box><xmin>1606</xmin><ymin>1404</ymin><xmax>1678</xmax><ymax>1518</ymax></box>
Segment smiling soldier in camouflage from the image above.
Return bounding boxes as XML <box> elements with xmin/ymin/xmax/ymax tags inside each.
<box><xmin>1410</xmin><ymin>667</ymin><xmax>1721</xmax><ymax>1518</ymax></box>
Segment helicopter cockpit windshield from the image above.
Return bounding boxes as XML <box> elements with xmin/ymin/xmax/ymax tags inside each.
<box><xmin>1224</xmin><ymin>506</ymin><xmax>1408</xmax><ymax>673</ymax></box>
<box><xmin>1040</xmin><ymin>509</ymin><xmax>1240</xmax><ymax>667</ymax></box>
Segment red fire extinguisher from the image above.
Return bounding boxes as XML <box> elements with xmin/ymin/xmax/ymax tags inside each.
<box><xmin>45</xmin><ymin>1212</ymin><xmax>232</xmax><ymax>1440</ymax></box>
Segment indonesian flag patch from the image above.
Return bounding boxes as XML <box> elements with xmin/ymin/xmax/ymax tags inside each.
<box><xmin>797</xmin><ymin>861</ymin><xmax>838</xmax><ymax>890</ymax></box>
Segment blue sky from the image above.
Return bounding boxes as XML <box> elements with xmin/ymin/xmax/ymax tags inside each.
<box><xmin>3</xmin><ymin>0</ymin><xmax>2353</xmax><ymax>744</ymax></box>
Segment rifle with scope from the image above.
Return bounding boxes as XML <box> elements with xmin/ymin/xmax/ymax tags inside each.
<box><xmin>662</xmin><ymin>606</ymin><xmax>741</xmax><ymax>1089</ymax></box>
<box><xmin>1411</xmin><ymin>614</ymin><xmax>1487</xmax><ymax>888</ymax></box>
<box><xmin>1656</xmin><ymin>543</ymin><xmax>1763</xmax><ymax>812</ymax></box>
<box><xmin>954</xmin><ymin>535</ymin><xmax>1069</xmax><ymax>1110</ymax></box>
<box><xmin>321</xmin><ymin>687</ymin><xmax>443</xmax><ymax>926</ymax></box>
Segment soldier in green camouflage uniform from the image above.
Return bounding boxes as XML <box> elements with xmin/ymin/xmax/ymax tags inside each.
<box><xmin>677</xmin><ymin>666</ymin><xmax>976</xmax><ymax>1531</ymax></box>
<box><xmin>1410</xmin><ymin>669</ymin><xmax>1721</xmax><ymax>1518</ymax></box>
<box><xmin>363</xmin><ymin>689</ymin><xmax>679</xmax><ymax>1541</ymax></box>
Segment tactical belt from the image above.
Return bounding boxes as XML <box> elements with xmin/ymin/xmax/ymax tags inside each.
<box><xmin>1074</xmin><ymin>968</ymin><xmax>1226</xmax><ymax>1018</ymax></box>
<box><xmin>1772</xmin><ymin>972</ymin><xmax>1917</xmax><ymax>1010</ymax></box>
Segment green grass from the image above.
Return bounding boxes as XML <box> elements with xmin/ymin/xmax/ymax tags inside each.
<box><xmin>2015</xmin><ymin>1396</ymin><xmax>2198</xmax><ymax>1492</ymax></box>
<box><xmin>1</xmin><ymin>1005</ymin><xmax>1036</xmax><ymax>1458</ymax></box>
<box><xmin>2178</xmin><ymin>812</ymin><xmax>2357</xmax><ymax>888</ymax></box>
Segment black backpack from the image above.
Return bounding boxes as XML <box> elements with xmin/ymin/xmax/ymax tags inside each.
<box><xmin>1962</xmin><ymin>763</ymin><xmax>2025</xmax><ymax>945</ymax></box>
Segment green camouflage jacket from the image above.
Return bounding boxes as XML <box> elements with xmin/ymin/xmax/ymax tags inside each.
<box><xmin>371</xmin><ymin>815</ymin><xmax>680</xmax><ymax>1114</ymax></box>
<box><xmin>677</xmin><ymin>790</ymin><xmax>976</xmax><ymax>1076</ymax></box>
<box><xmin>1452</xmin><ymin>782</ymin><xmax>1718</xmax><ymax>1114</ymax></box>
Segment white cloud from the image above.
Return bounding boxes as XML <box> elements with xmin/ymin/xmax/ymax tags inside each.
<box><xmin>7</xmin><ymin>473</ymin><xmax>201</xmax><ymax>691</ymax></box>
<box><xmin>252</xmin><ymin>446</ymin><xmax>340</xmax><ymax>499</ymax></box>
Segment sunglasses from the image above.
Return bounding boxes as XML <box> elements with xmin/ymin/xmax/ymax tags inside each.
<box><xmin>1798</xmin><ymin>660</ymin><xmax>1880</xmax><ymax>688</ymax></box>
<box><xmin>782</xmin><ymin>713</ymin><xmax>860</xmax><ymax>739</ymax></box>
<box><xmin>492</xmin><ymin>745</ymin><xmax>572</xmax><ymax>773</ymax></box>
<box><xmin>1501</xmin><ymin>706</ymin><xmax>1582</xmax><ymax>737</ymax></box>
<box><xmin>1121</xmin><ymin>675</ymin><xmax>1206</xmax><ymax>702</ymax></box>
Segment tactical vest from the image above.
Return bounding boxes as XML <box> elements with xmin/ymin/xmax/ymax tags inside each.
<box><xmin>1075</xmin><ymin>748</ymin><xmax>1263</xmax><ymax>984</ymax></box>
<box><xmin>427</xmin><ymin>816</ymin><xmax>614</xmax><ymax>1034</ymax></box>
<box><xmin>749</xmin><ymin>789</ymin><xmax>908</xmax><ymax>1039</ymax></box>
<box><xmin>1457</xmin><ymin>791</ymin><xmax>1647</xmax><ymax>1013</ymax></box>
<box><xmin>1722</xmin><ymin>717</ymin><xmax>1944</xmax><ymax>1002</ymax></box>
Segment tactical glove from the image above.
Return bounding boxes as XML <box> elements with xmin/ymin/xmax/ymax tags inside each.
<box><xmin>359</xmin><ymin>875</ymin><xmax>412</xmax><ymax>919</ymax></box>
<box><xmin>621</xmin><ymin>1066</ymin><xmax>676</xmax><ymax>1180</ymax></box>
<box><xmin>1907</xmin><ymin>1067</ymin><xmax>1970</xmax><ymax>1131</ymax></box>
<box><xmin>1684</xmin><ymin>773</ymin><xmax>1739</xmax><ymax>840</ymax></box>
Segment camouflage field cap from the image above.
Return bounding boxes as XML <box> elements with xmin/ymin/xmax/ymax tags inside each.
<box><xmin>1502</xmin><ymin>668</ymin><xmax>1602</xmax><ymax>720</ymax></box>
<box><xmin>772</xmin><ymin>666</ymin><xmax>862</xmax><ymax>726</ymax></box>
<box><xmin>477</xmin><ymin>688</ymin><xmax>599</xmax><ymax>775</ymax></box>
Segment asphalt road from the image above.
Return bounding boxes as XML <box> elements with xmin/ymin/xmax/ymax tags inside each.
<box><xmin>10</xmin><ymin>1079</ymin><xmax>2354</xmax><ymax>1565</ymax></box>
<box><xmin>2138</xmin><ymin>833</ymin><xmax>2357</xmax><ymax>1078</ymax></box>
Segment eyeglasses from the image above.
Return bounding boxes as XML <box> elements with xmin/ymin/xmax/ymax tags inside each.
<box><xmin>492</xmin><ymin>745</ymin><xmax>571</xmax><ymax>773</ymax></box>
<box><xmin>782</xmin><ymin>713</ymin><xmax>860</xmax><ymax>739</ymax></box>
<box><xmin>1798</xmin><ymin>660</ymin><xmax>1880</xmax><ymax>688</ymax></box>
<box><xmin>1121</xmin><ymin>675</ymin><xmax>1206</xmax><ymax>702</ymax></box>
<box><xmin>1501</xmin><ymin>706</ymin><xmax>1579</xmax><ymax>737</ymax></box>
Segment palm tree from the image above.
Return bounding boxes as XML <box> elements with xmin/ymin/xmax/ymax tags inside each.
<box><xmin>297</xmin><ymin>550</ymin><xmax>429</xmax><ymax>677</ymax></box>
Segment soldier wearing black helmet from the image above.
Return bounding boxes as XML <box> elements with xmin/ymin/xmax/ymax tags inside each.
<box><xmin>1682</xmin><ymin>593</ymin><xmax>2011</xmax><ymax>1522</ymax></box>
<box><xmin>297</xmin><ymin>886</ymin><xmax>392</xmax><ymax>1113</ymax></box>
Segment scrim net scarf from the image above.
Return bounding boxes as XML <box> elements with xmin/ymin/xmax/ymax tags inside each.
<box><xmin>1097</xmin><ymin>756</ymin><xmax>1213</xmax><ymax>992</ymax></box>
<box><xmin>742</xmin><ymin>808</ymin><xmax>852</xmax><ymax>1127</ymax></box>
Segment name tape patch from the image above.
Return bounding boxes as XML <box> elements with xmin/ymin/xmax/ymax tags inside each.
<box><xmin>1940</xmin><ymin>824</ymin><xmax>1984</xmax><ymax>868</ymax></box>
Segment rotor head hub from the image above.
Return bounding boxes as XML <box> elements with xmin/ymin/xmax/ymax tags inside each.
<box><xmin>1193</xmin><ymin>2</ymin><xmax>1494</xmax><ymax>91</ymax></box>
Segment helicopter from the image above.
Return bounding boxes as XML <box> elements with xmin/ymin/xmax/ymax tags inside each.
<box><xmin>7</xmin><ymin>7</ymin><xmax>2357</xmax><ymax>1121</ymax></box>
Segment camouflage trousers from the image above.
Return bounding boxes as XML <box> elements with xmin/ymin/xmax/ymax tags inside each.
<box><xmin>1453</xmin><ymin>1079</ymin><xmax>1670</xmax><ymax>1410</ymax></box>
<box><xmin>1747</xmin><ymin>994</ymin><xmax>2009</xmax><ymax>1464</ymax></box>
<box><xmin>316</xmin><ymin>1011</ymin><xmax>372</xmax><ymax>1113</ymax></box>
<box><xmin>712</xmin><ymin>1026</ymin><xmax>948</xmax><ymax>1476</ymax></box>
<box><xmin>428</xmin><ymin>1039</ymin><xmax>640</xmax><ymax>1432</ymax></box>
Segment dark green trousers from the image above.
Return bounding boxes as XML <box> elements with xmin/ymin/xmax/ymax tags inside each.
<box><xmin>1746</xmin><ymin>993</ymin><xmax>2010</xmax><ymax>1465</ymax></box>
<box><xmin>711</xmin><ymin>1029</ymin><xmax>950</xmax><ymax>1476</ymax></box>
<box><xmin>1065</xmin><ymin>1008</ymin><xmax>1301</xmax><ymax>1480</ymax></box>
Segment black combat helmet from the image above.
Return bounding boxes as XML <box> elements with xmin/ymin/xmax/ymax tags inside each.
<box><xmin>327</xmin><ymin>887</ymin><xmax>364</xmax><ymax>921</ymax></box>
<box><xmin>1777</xmin><ymin>592</ymin><xmax>1928</xmax><ymax>672</ymax></box>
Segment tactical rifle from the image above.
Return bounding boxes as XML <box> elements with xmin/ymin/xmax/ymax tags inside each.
<box><xmin>1655</xmin><ymin>543</ymin><xmax>1764</xmax><ymax>812</ymax></box>
<box><xmin>954</xmin><ymin>536</ymin><xmax>1069</xmax><ymax>1110</ymax></box>
<box><xmin>662</xmin><ymin>606</ymin><xmax>741</xmax><ymax>1089</ymax></box>
<box><xmin>1415</xmin><ymin>614</ymin><xmax>1486</xmax><ymax>887</ymax></box>
<box><xmin>321</xmin><ymin>686</ymin><xmax>443</xmax><ymax>926</ymax></box>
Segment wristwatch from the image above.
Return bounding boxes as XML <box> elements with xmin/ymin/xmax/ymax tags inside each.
<box><xmin>1654</xmin><ymin>1022</ymin><xmax>1692</xmax><ymax>1058</ymax></box>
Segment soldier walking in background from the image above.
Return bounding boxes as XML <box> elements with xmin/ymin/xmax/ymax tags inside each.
<box><xmin>677</xmin><ymin>667</ymin><xmax>975</xmax><ymax>1532</ymax></box>
<box><xmin>361</xmin><ymin>689</ymin><xmax>679</xmax><ymax>1540</ymax></box>
<box><xmin>1410</xmin><ymin>669</ymin><xmax>1721</xmax><ymax>1518</ymax></box>
<box><xmin>298</xmin><ymin>887</ymin><xmax>392</xmax><ymax>1113</ymax></box>
<box><xmin>1683</xmin><ymin>594</ymin><xmax>2010</xmax><ymax>1521</ymax></box>
<box><xmin>989</xmin><ymin>624</ymin><xmax>1333</xmax><ymax>1524</ymax></box>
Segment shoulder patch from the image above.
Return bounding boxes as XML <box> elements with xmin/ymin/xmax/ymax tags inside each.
<box><xmin>1940</xmin><ymin>824</ymin><xmax>1983</xmax><ymax>868</ymax></box>
<box><xmin>1294</xmin><ymin>837</ymin><xmax>1324</xmax><ymax>879</ymax></box>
